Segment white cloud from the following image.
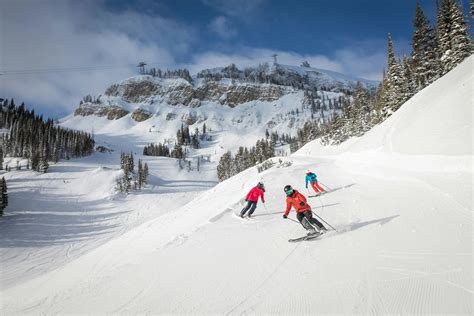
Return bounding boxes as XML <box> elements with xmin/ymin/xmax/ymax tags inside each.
<box><xmin>333</xmin><ymin>49</ymin><xmax>386</xmax><ymax>81</ymax></box>
<box><xmin>208</xmin><ymin>16</ymin><xmax>237</xmax><ymax>40</ymax></box>
<box><xmin>0</xmin><ymin>0</ymin><xmax>194</xmax><ymax>117</ymax></box>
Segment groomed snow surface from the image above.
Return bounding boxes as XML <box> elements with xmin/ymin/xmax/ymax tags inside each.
<box><xmin>0</xmin><ymin>57</ymin><xmax>472</xmax><ymax>314</ymax></box>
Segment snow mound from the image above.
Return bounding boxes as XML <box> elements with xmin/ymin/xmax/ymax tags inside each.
<box><xmin>297</xmin><ymin>56</ymin><xmax>473</xmax><ymax>157</ymax></box>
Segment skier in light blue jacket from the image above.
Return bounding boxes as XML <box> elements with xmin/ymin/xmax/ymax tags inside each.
<box><xmin>305</xmin><ymin>170</ymin><xmax>325</xmax><ymax>194</ymax></box>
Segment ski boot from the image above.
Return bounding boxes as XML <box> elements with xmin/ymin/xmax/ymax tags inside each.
<box><xmin>318</xmin><ymin>226</ymin><xmax>328</xmax><ymax>234</ymax></box>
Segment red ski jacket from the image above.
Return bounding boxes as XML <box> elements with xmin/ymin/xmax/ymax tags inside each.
<box><xmin>284</xmin><ymin>190</ymin><xmax>311</xmax><ymax>216</ymax></box>
<box><xmin>246</xmin><ymin>186</ymin><xmax>265</xmax><ymax>203</ymax></box>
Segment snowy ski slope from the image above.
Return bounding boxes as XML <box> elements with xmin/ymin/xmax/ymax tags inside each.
<box><xmin>0</xmin><ymin>57</ymin><xmax>472</xmax><ymax>314</ymax></box>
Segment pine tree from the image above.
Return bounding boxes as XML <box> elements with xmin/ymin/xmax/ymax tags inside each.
<box><xmin>0</xmin><ymin>177</ymin><xmax>8</xmax><ymax>215</ymax></box>
<box><xmin>38</xmin><ymin>154</ymin><xmax>49</xmax><ymax>173</ymax></box>
<box><xmin>217</xmin><ymin>151</ymin><xmax>232</xmax><ymax>181</ymax></box>
<box><xmin>448</xmin><ymin>0</ymin><xmax>471</xmax><ymax>67</ymax></box>
<box><xmin>402</xmin><ymin>56</ymin><xmax>416</xmax><ymax>101</ymax></box>
<box><xmin>30</xmin><ymin>151</ymin><xmax>40</xmax><ymax>171</ymax></box>
<box><xmin>352</xmin><ymin>81</ymin><xmax>370</xmax><ymax>136</ymax></box>
<box><xmin>385</xmin><ymin>34</ymin><xmax>406</xmax><ymax>114</ymax></box>
<box><xmin>411</xmin><ymin>3</ymin><xmax>440</xmax><ymax>89</ymax></box>
<box><xmin>129</xmin><ymin>152</ymin><xmax>134</xmax><ymax>173</ymax></box>
<box><xmin>143</xmin><ymin>163</ymin><xmax>149</xmax><ymax>184</ymax></box>
<box><xmin>122</xmin><ymin>169</ymin><xmax>131</xmax><ymax>193</ymax></box>
<box><xmin>437</xmin><ymin>0</ymin><xmax>471</xmax><ymax>74</ymax></box>
<box><xmin>137</xmin><ymin>159</ymin><xmax>143</xmax><ymax>189</ymax></box>
<box><xmin>0</xmin><ymin>147</ymin><xmax>3</xmax><ymax>170</ymax></box>
<box><xmin>436</xmin><ymin>0</ymin><xmax>450</xmax><ymax>71</ymax></box>
<box><xmin>52</xmin><ymin>141</ymin><xmax>61</xmax><ymax>163</ymax></box>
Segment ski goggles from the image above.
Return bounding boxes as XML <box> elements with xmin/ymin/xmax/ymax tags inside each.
<box><xmin>285</xmin><ymin>189</ymin><xmax>294</xmax><ymax>196</ymax></box>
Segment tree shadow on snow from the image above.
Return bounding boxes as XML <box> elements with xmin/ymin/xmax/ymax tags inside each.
<box><xmin>139</xmin><ymin>176</ymin><xmax>218</xmax><ymax>194</ymax></box>
<box><xmin>0</xmin><ymin>191</ymin><xmax>130</xmax><ymax>248</ymax></box>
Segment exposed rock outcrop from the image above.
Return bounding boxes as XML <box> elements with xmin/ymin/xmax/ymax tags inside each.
<box><xmin>105</xmin><ymin>81</ymin><xmax>161</xmax><ymax>103</ymax></box>
<box><xmin>74</xmin><ymin>103</ymin><xmax>129</xmax><ymax>120</ymax></box>
<box><xmin>224</xmin><ymin>84</ymin><xmax>285</xmax><ymax>107</ymax></box>
<box><xmin>131</xmin><ymin>108</ymin><xmax>152</xmax><ymax>122</ymax></box>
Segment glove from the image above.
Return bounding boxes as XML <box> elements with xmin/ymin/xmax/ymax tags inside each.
<box><xmin>262</xmin><ymin>200</ymin><xmax>265</xmax><ymax>203</ymax></box>
<box><xmin>305</xmin><ymin>185</ymin><xmax>308</xmax><ymax>189</ymax></box>
<box><xmin>283</xmin><ymin>214</ymin><xmax>287</xmax><ymax>219</ymax></box>
<box><xmin>245</xmin><ymin>199</ymin><xmax>248</xmax><ymax>202</ymax></box>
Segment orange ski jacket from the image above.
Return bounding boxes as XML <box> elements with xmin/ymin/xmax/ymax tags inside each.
<box><xmin>284</xmin><ymin>190</ymin><xmax>311</xmax><ymax>216</ymax></box>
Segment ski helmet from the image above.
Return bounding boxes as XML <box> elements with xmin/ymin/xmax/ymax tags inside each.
<box><xmin>284</xmin><ymin>185</ymin><xmax>293</xmax><ymax>196</ymax></box>
<box><xmin>306</xmin><ymin>169</ymin><xmax>312</xmax><ymax>174</ymax></box>
<box><xmin>257</xmin><ymin>182</ymin><xmax>264</xmax><ymax>189</ymax></box>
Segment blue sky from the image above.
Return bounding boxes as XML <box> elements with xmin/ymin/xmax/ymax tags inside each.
<box><xmin>0</xmin><ymin>0</ymin><xmax>470</xmax><ymax>118</ymax></box>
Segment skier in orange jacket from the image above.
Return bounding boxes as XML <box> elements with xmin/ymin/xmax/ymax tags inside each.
<box><xmin>240</xmin><ymin>182</ymin><xmax>265</xmax><ymax>218</ymax></box>
<box><xmin>282</xmin><ymin>185</ymin><xmax>327</xmax><ymax>234</ymax></box>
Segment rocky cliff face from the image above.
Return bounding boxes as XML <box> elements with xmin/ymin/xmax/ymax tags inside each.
<box><xmin>74</xmin><ymin>103</ymin><xmax>129</xmax><ymax>120</ymax></box>
<box><xmin>194</xmin><ymin>81</ymin><xmax>287</xmax><ymax>107</ymax></box>
<box><xmin>75</xmin><ymin>76</ymin><xmax>291</xmax><ymax>119</ymax></box>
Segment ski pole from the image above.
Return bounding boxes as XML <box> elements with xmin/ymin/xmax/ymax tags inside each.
<box><xmin>312</xmin><ymin>212</ymin><xmax>338</xmax><ymax>232</ymax></box>
<box><xmin>287</xmin><ymin>218</ymin><xmax>300</xmax><ymax>224</ymax></box>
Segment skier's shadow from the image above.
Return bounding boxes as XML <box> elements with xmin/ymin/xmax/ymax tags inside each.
<box><xmin>343</xmin><ymin>214</ymin><xmax>400</xmax><ymax>232</ymax></box>
<box><xmin>306</xmin><ymin>214</ymin><xmax>400</xmax><ymax>242</ymax></box>
<box><xmin>326</xmin><ymin>183</ymin><xmax>356</xmax><ymax>193</ymax></box>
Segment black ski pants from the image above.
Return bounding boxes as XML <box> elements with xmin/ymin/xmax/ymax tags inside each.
<box><xmin>297</xmin><ymin>211</ymin><xmax>324</xmax><ymax>230</ymax></box>
<box><xmin>241</xmin><ymin>201</ymin><xmax>257</xmax><ymax>216</ymax></box>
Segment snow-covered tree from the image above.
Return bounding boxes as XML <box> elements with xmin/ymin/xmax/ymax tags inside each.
<box><xmin>217</xmin><ymin>151</ymin><xmax>232</xmax><ymax>181</ymax></box>
<box><xmin>411</xmin><ymin>3</ymin><xmax>440</xmax><ymax>89</ymax></box>
<box><xmin>437</xmin><ymin>0</ymin><xmax>471</xmax><ymax>74</ymax></box>
<box><xmin>0</xmin><ymin>177</ymin><xmax>8</xmax><ymax>215</ymax></box>
<box><xmin>137</xmin><ymin>159</ymin><xmax>143</xmax><ymax>189</ymax></box>
<box><xmin>385</xmin><ymin>34</ymin><xmax>406</xmax><ymax>114</ymax></box>
<box><xmin>402</xmin><ymin>56</ymin><xmax>416</xmax><ymax>101</ymax></box>
<box><xmin>144</xmin><ymin>163</ymin><xmax>149</xmax><ymax>183</ymax></box>
<box><xmin>38</xmin><ymin>154</ymin><xmax>49</xmax><ymax>173</ymax></box>
<box><xmin>301</xmin><ymin>61</ymin><xmax>311</xmax><ymax>67</ymax></box>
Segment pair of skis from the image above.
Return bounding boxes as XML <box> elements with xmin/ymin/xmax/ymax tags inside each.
<box><xmin>308</xmin><ymin>191</ymin><xmax>328</xmax><ymax>198</ymax></box>
<box><xmin>288</xmin><ymin>231</ymin><xmax>324</xmax><ymax>243</ymax></box>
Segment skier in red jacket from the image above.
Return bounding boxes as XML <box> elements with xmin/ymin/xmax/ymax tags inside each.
<box><xmin>282</xmin><ymin>185</ymin><xmax>327</xmax><ymax>235</ymax></box>
<box><xmin>240</xmin><ymin>182</ymin><xmax>265</xmax><ymax>218</ymax></box>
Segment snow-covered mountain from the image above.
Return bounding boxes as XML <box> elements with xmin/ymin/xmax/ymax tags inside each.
<box><xmin>1</xmin><ymin>55</ymin><xmax>471</xmax><ymax>314</ymax></box>
<box><xmin>63</xmin><ymin>63</ymin><xmax>377</xmax><ymax>160</ymax></box>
